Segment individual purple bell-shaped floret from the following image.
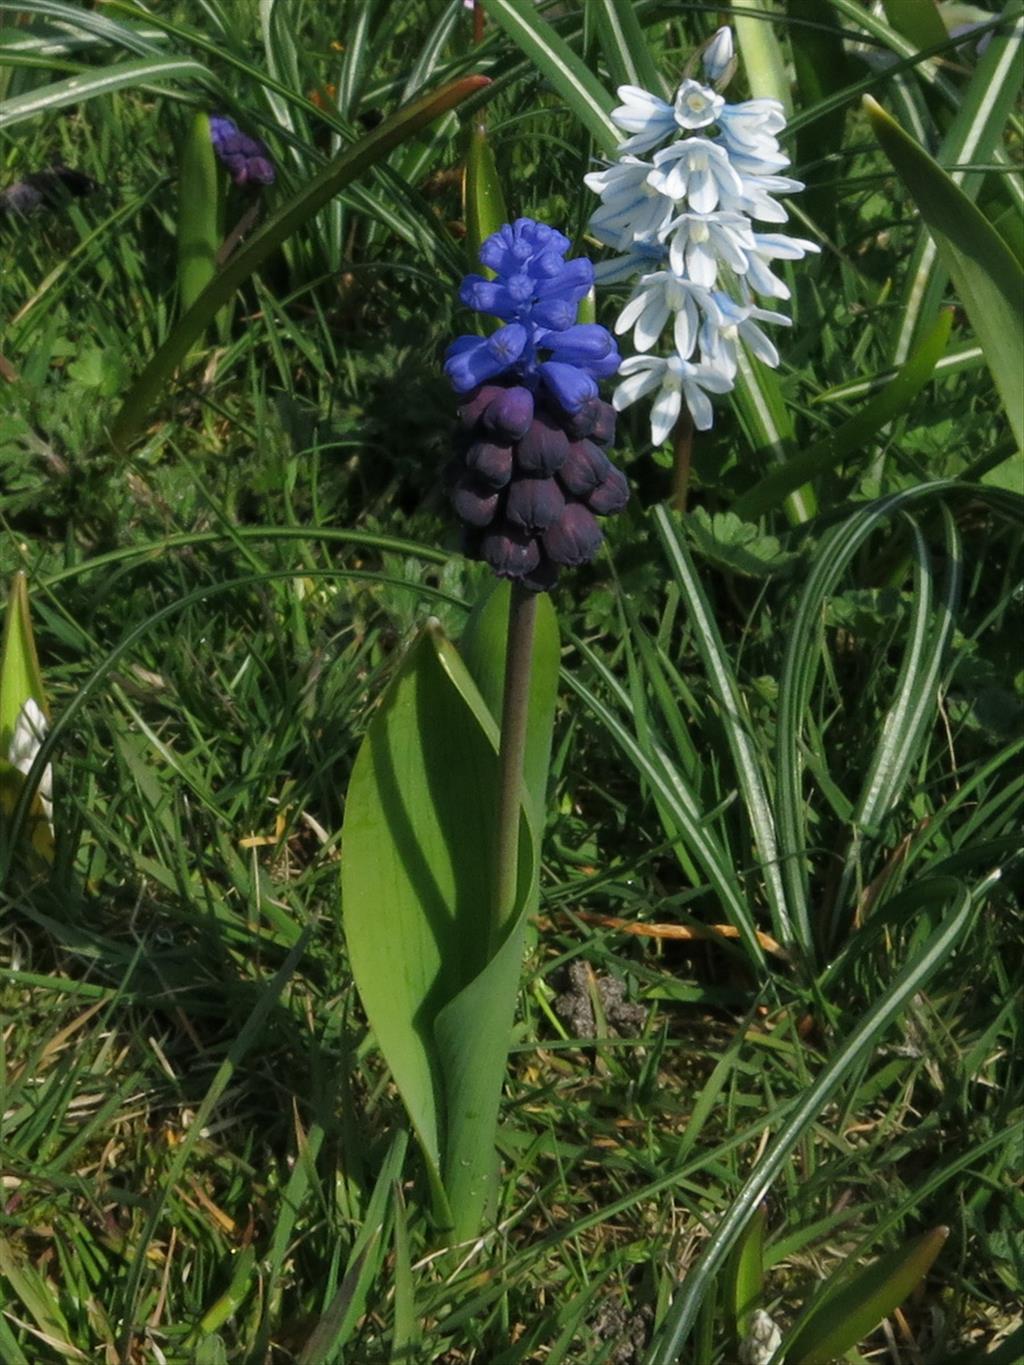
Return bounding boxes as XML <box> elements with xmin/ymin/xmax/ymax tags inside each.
<box><xmin>465</xmin><ymin>439</ymin><xmax>514</xmax><ymax>487</ymax></box>
<box><xmin>544</xmin><ymin>503</ymin><xmax>604</xmax><ymax>566</ymax></box>
<box><xmin>587</xmin><ymin>466</ymin><xmax>630</xmax><ymax>515</ymax></box>
<box><xmin>558</xmin><ymin>439</ymin><xmax>612</xmax><ymax>496</ymax></box>
<box><xmin>483</xmin><ymin>385</ymin><xmax>535</xmax><ymax>441</ymax></box>
<box><xmin>506</xmin><ymin>478</ymin><xmax>566</xmax><ymax>533</ymax></box>
<box><xmin>482</xmin><ymin>523</ymin><xmax>542</xmax><ymax>579</ymax></box>
<box><xmin>515</xmin><ymin>410</ymin><xmax>571</xmax><ymax>475</ymax></box>
<box><xmin>450</xmin><ymin>475</ymin><xmax>500</xmax><ymax>528</ymax></box>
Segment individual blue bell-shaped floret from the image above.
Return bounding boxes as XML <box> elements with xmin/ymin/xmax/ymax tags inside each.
<box><xmin>544</xmin><ymin>503</ymin><xmax>604</xmax><ymax>566</ymax></box>
<box><xmin>444</xmin><ymin>325</ymin><xmax>528</xmax><ymax>394</ymax></box>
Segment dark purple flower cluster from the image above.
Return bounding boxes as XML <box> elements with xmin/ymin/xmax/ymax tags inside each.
<box><xmin>209</xmin><ymin>115</ymin><xmax>275</xmax><ymax>186</ymax></box>
<box><xmin>444</xmin><ymin>220</ymin><xmax>629</xmax><ymax>592</ymax></box>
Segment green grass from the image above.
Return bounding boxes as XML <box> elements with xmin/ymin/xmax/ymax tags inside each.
<box><xmin>1</xmin><ymin>1</ymin><xmax>1022</xmax><ymax>1361</ymax></box>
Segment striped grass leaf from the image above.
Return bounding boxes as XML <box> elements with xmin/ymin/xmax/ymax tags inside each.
<box><xmin>867</xmin><ymin>89</ymin><xmax>1024</xmax><ymax>448</ymax></box>
<box><xmin>2</xmin><ymin>0</ymin><xmax>166</xmax><ymax>58</ymax></box>
<box><xmin>480</xmin><ymin>0</ymin><xmax>619</xmax><ymax>153</ymax></box>
<box><xmin>733</xmin><ymin>308</ymin><xmax>953</xmax><ymax>520</ymax></box>
<box><xmin>887</xmin><ymin>5</ymin><xmax>1024</xmax><ymax>364</ymax></box>
<box><xmin>591</xmin><ymin>0</ymin><xmax>666</xmax><ymax>99</ymax></box>
<box><xmin>773</xmin><ymin>482</ymin><xmax>964</xmax><ymax>958</ymax></box>
<box><xmin>732</xmin><ymin>0</ymin><xmax>793</xmax><ymax>114</ymax></box>
<box><xmin>109</xmin><ymin>72</ymin><xmax>488</xmax><ymax>452</ymax></box>
<box><xmin>725</xmin><ymin>1201</ymin><xmax>766</xmax><ymax>1337</ymax></box>
<box><xmin>652</xmin><ymin>505</ymin><xmax>792</xmax><ymax>952</ymax></box>
<box><xmin>0</xmin><ymin>54</ymin><xmax>214</xmax><ymax>128</ymax></box>
<box><xmin>645</xmin><ymin>873</ymin><xmax>978</xmax><ymax>1363</ymax></box>
<box><xmin>564</xmin><ymin>640</ymin><xmax>765</xmax><ymax>970</ymax></box>
<box><xmin>812</xmin><ymin>343</ymin><xmax>983</xmax><ymax>405</ymax></box>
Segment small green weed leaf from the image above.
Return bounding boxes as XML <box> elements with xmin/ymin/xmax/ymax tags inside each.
<box><xmin>177</xmin><ymin>111</ymin><xmax>221</xmax><ymax>315</ymax></box>
<box><xmin>111</xmin><ymin>73</ymin><xmax>490</xmax><ymax>451</ymax></box>
<box><xmin>734</xmin><ymin>309</ymin><xmax>953</xmax><ymax>519</ymax></box>
<box><xmin>784</xmin><ymin>1225</ymin><xmax>949</xmax><ymax>1364</ymax></box>
<box><xmin>684</xmin><ymin>507</ymin><xmax>796</xmax><ymax>578</ymax></box>
<box><xmin>726</xmin><ymin>1202</ymin><xmax>766</xmax><ymax>1336</ymax></box>
<box><xmin>480</xmin><ymin>0</ymin><xmax>619</xmax><ymax>153</ymax></box>
<box><xmin>865</xmin><ymin>93</ymin><xmax>1024</xmax><ymax>448</ymax></box>
<box><xmin>340</xmin><ymin>620</ymin><xmax>532</xmax><ymax>1242</ymax></box>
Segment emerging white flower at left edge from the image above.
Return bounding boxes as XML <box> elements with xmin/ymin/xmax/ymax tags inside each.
<box><xmin>614</xmin><ymin>353</ymin><xmax>733</xmax><ymax>442</ymax></box>
<box><xmin>610</xmin><ymin>85</ymin><xmax>678</xmax><ymax>154</ymax></box>
<box><xmin>9</xmin><ymin>696</ymin><xmax>53</xmax><ymax>830</ymax></box>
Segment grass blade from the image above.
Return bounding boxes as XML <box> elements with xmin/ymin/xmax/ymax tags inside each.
<box><xmin>480</xmin><ymin>0</ymin><xmax>618</xmax><ymax>152</ymax></box>
<box><xmin>0</xmin><ymin>55</ymin><xmax>213</xmax><ymax>128</ymax></box>
<box><xmin>110</xmin><ymin>73</ymin><xmax>489</xmax><ymax>451</ymax></box>
<box><xmin>645</xmin><ymin>875</ymin><xmax>977</xmax><ymax>1363</ymax></box>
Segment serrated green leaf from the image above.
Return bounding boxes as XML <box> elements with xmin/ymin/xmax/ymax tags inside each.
<box><xmin>865</xmin><ymin>84</ymin><xmax>1024</xmax><ymax>448</ymax></box>
<box><xmin>785</xmin><ymin>1226</ymin><xmax>949</xmax><ymax>1364</ymax></box>
<box><xmin>684</xmin><ymin>507</ymin><xmax>796</xmax><ymax>578</ymax></box>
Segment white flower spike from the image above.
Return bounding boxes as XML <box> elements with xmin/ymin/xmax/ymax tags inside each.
<box><xmin>585</xmin><ymin>24</ymin><xmax>819</xmax><ymax>443</ymax></box>
<box><xmin>9</xmin><ymin>695</ymin><xmax>53</xmax><ymax>830</ymax></box>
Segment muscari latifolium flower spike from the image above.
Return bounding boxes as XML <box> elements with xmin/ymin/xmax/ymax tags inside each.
<box><xmin>583</xmin><ymin>25</ymin><xmax>820</xmax><ymax>443</ymax></box>
<box><xmin>443</xmin><ymin>218</ymin><xmax>629</xmax><ymax>592</ymax></box>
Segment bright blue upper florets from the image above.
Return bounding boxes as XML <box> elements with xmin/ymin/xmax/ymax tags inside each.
<box><xmin>444</xmin><ymin>218</ymin><xmax>620</xmax><ymax>414</ymax></box>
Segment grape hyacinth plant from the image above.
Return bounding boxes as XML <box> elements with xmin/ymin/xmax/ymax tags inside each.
<box><xmin>444</xmin><ymin>218</ymin><xmax>630</xmax><ymax>593</ymax></box>
<box><xmin>585</xmin><ymin>26</ymin><xmax>819</xmax><ymax>444</ymax></box>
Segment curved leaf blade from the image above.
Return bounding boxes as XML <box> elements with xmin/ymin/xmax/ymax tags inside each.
<box><xmin>0</xmin><ymin>55</ymin><xmax>212</xmax><ymax>128</ymax></box>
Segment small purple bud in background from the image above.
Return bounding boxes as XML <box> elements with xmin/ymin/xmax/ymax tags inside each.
<box><xmin>209</xmin><ymin>115</ymin><xmax>275</xmax><ymax>186</ymax></box>
<box><xmin>544</xmin><ymin>503</ymin><xmax>604</xmax><ymax>566</ymax></box>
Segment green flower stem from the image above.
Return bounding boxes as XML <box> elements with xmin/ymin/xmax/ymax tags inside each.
<box><xmin>671</xmin><ymin>409</ymin><xmax>695</xmax><ymax>514</ymax></box>
<box><xmin>492</xmin><ymin>582</ymin><xmax>537</xmax><ymax>949</ymax></box>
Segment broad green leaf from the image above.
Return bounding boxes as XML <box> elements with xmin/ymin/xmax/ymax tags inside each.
<box><xmin>646</xmin><ymin>875</ymin><xmax>977</xmax><ymax>1362</ymax></box>
<box><xmin>734</xmin><ymin>309</ymin><xmax>954</xmax><ymax>519</ymax></box>
<box><xmin>111</xmin><ymin>73</ymin><xmax>490</xmax><ymax>451</ymax></box>
<box><xmin>882</xmin><ymin>0</ymin><xmax>948</xmax><ymax>49</ymax></box>
<box><xmin>480</xmin><ymin>0</ymin><xmax>619</xmax><ymax>153</ymax></box>
<box><xmin>0</xmin><ymin>55</ymin><xmax>213</xmax><ymax>128</ymax></box>
<box><xmin>786</xmin><ymin>0</ymin><xmax>851</xmax><ymax>230</ymax></box>
<box><xmin>725</xmin><ymin>1202</ymin><xmax>766</xmax><ymax>1336</ymax></box>
<box><xmin>340</xmin><ymin>621</ymin><xmax>533</xmax><ymax>1242</ymax></box>
<box><xmin>866</xmin><ymin>93</ymin><xmax>1024</xmax><ymax>448</ymax></box>
<box><xmin>784</xmin><ymin>1226</ymin><xmax>949</xmax><ymax>1364</ymax></box>
<box><xmin>176</xmin><ymin>112</ymin><xmax>221</xmax><ymax>315</ymax></box>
